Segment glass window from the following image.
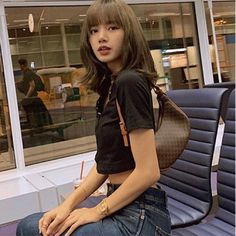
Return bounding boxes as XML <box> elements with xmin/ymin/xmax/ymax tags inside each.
<box><xmin>205</xmin><ymin>1</ymin><xmax>235</xmax><ymax>82</ymax></box>
<box><xmin>5</xmin><ymin>3</ymin><xmax>202</xmax><ymax>166</ymax></box>
<box><xmin>6</xmin><ymin>6</ymin><xmax>97</xmax><ymax>166</ymax></box>
<box><xmin>0</xmin><ymin>52</ymin><xmax>16</xmax><ymax>171</ymax></box>
<box><xmin>131</xmin><ymin>3</ymin><xmax>202</xmax><ymax>91</ymax></box>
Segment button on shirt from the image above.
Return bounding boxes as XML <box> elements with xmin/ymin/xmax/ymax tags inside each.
<box><xmin>95</xmin><ymin>70</ymin><xmax>155</xmax><ymax>174</ymax></box>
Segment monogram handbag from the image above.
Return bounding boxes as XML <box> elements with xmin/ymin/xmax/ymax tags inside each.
<box><xmin>116</xmin><ymin>84</ymin><xmax>191</xmax><ymax>171</ymax></box>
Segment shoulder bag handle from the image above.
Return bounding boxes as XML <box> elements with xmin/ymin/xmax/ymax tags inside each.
<box><xmin>116</xmin><ymin>82</ymin><xmax>166</xmax><ymax>147</ymax></box>
<box><xmin>149</xmin><ymin>82</ymin><xmax>167</xmax><ymax>131</ymax></box>
<box><xmin>115</xmin><ymin>99</ymin><xmax>129</xmax><ymax>147</ymax></box>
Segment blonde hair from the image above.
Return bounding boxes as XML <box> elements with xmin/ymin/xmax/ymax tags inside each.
<box><xmin>80</xmin><ymin>0</ymin><xmax>157</xmax><ymax>94</ymax></box>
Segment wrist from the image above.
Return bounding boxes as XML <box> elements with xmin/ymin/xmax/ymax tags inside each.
<box><xmin>95</xmin><ymin>198</ymin><xmax>109</xmax><ymax>218</ymax></box>
<box><xmin>61</xmin><ymin>185</ymin><xmax>89</xmax><ymax>211</ymax></box>
<box><xmin>78</xmin><ymin>185</ymin><xmax>89</xmax><ymax>200</ymax></box>
<box><xmin>60</xmin><ymin>200</ymin><xmax>74</xmax><ymax>212</ymax></box>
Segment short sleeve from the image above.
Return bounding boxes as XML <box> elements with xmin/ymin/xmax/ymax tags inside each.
<box><xmin>24</xmin><ymin>70</ymin><xmax>35</xmax><ymax>83</ymax></box>
<box><xmin>116</xmin><ymin>71</ymin><xmax>154</xmax><ymax>132</ymax></box>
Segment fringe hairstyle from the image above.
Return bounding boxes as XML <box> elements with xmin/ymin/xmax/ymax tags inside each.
<box><xmin>80</xmin><ymin>0</ymin><xmax>158</xmax><ymax>95</ymax></box>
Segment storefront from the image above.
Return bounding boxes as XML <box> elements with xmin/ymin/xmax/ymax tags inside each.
<box><xmin>0</xmin><ymin>0</ymin><xmax>234</xmax><ymax>174</ymax></box>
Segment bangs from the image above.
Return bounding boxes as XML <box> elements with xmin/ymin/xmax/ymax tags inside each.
<box><xmin>86</xmin><ymin>0</ymin><xmax>123</xmax><ymax>28</ymax></box>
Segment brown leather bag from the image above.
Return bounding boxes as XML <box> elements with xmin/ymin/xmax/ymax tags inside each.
<box><xmin>116</xmin><ymin>84</ymin><xmax>191</xmax><ymax>171</ymax></box>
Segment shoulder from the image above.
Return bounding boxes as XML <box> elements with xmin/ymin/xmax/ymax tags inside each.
<box><xmin>24</xmin><ymin>69</ymin><xmax>34</xmax><ymax>77</ymax></box>
<box><xmin>27</xmin><ymin>69</ymin><xmax>37</xmax><ymax>79</ymax></box>
<box><xmin>116</xmin><ymin>70</ymin><xmax>148</xmax><ymax>89</ymax></box>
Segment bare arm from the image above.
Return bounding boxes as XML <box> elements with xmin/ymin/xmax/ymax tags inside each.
<box><xmin>105</xmin><ymin>128</ymin><xmax>160</xmax><ymax>214</ymax></box>
<box><xmin>61</xmin><ymin>164</ymin><xmax>108</xmax><ymax>211</ymax></box>
<box><xmin>39</xmin><ymin>164</ymin><xmax>107</xmax><ymax>234</ymax></box>
<box><xmin>26</xmin><ymin>80</ymin><xmax>36</xmax><ymax>97</ymax></box>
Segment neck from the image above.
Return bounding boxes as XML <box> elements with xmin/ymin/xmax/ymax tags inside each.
<box><xmin>107</xmin><ymin>62</ymin><xmax>122</xmax><ymax>74</ymax></box>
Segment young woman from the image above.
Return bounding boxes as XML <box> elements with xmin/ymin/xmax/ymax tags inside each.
<box><xmin>16</xmin><ymin>0</ymin><xmax>171</xmax><ymax>235</ymax></box>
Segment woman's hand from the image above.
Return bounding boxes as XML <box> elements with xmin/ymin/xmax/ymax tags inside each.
<box><xmin>39</xmin><ymin>205</ymin><xmax>71</xmax><ymax>236</ymax></box>
<box><xmin>53</xmin><ymin>207</ymin><xmax>103</xmax><ymax>236</ymax></box>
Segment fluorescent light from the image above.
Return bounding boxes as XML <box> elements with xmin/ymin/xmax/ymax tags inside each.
<box><xmin>214</xmin><ymin>12</ymin><xmax>235</xmax><ymax>17</ymax></box>
<box><xmin>55</xmin><ymin>18</ymin><xmax>69</xmax><ymax>22</ymax></box>
<box><xmin>13</xmin><ymin>19</ymin><xmax>28</xmax><ymax>23</ymax></box>
<box><xmin>162</xmin><ymin>56</ymin><xmax>170</xmax><ymax>60</ymax></box>
<box><xmin>162</xmin><ymin>48</ymin><xmax>187</xmax><ymax>53</ymax></box>
<box><xmin>213</xmin><ymin>14</ymin><xmax>222</xmax><ymax>18</ymax></box>
<box><xmin>149</xmin><ymin>13</ymin><xmax>180</xmax><ymax>17</ymax></box>
<box><xmin>149</xmin><ymin>13</ymin><xmax>191</xmax><ymax>17</ymax></box>
<box><xmin>42</xmin><ymin>21</ymin><xmax>60</xmax><ymax>24</ymax></box>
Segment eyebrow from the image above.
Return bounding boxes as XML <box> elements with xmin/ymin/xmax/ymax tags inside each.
<box><xmin>89</xmin><ymin>21</ymin><xmax>120</xmax><ymax>28</ymax></box>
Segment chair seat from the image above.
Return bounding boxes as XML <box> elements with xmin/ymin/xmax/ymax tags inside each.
<box><xmin>172</xmin><ymin>90</ymin><xmax>235</xmax><ymax>236</ymax></box>
<box><xmin>159</xmin><ymin>88</ymin><xmax>226</xmax><ymax>228</ymax></box>
<box><xmin>160</xmin><ymin>185</ymin><xmax>210</xmax><ymax>227</ymax></box>
<box><xmin>172</xmin><ymin>217</ymin><xmax>235</xmax><ymax>236</ymax></box>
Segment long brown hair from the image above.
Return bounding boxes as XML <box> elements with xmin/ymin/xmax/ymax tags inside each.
<box><xmin>80</xmin><ymin>0</ymin><xmax>158</xmax><ymax>95</ymax></box>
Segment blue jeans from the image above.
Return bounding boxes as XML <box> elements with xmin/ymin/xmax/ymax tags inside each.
<box><xmin>17</xmin><ymin>184</ymin><xmax>171</xmax><ymax>236</ymax></box>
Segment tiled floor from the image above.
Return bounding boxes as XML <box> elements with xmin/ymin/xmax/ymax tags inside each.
<box><xmin>0</xmin><ymin>221</ymin><xmax>18</xmax><ymax>236</ymax></box>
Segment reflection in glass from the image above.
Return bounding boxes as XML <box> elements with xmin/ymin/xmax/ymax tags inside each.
<box><xmin>5</xmin><ymin>3</ymin><xmax>202</xmax><ymax>167</ymax></box>
<box><xmin>0</xmin><ymin>53</ymin><xmax>15</xmax><ymax>171</ymax></box>
<box><xmin>205</xmin><ymin>1</ymin><xmax>235</xmax><ymax>82</ymax></box>
<box><xmin>131</xmin><ymin>3</ymin><xmax>201</xmax><ymax>90</ymax></box>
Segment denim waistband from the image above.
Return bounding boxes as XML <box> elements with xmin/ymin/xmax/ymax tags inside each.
<box><xmin>106</xmin><ymin>183</ymin><xmax>167</xmax><ymax>206</ymax></box>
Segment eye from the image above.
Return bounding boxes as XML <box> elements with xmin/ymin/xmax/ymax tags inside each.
<box><xmin>90</xmin><ymin>27</ymin><xmax>98</xmax><ymax>35</ymax></box>
<box><xmin>108</xmin><ymin>25</ymin><xmax>120</xmax><ymax>31</ymax></box>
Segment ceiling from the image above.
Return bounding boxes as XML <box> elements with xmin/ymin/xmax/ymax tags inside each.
<box><xmin>5</xmin><ymin>2</ymin><xmax>235</xmax><ymax>29</ymax></box>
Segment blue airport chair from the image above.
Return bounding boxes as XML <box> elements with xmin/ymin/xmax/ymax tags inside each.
<box><xmin>204</xmin><ymin>82</ymin><xmax>235</xmax><ymax>122</ymax></box>
<box><xmin>159</xmin><ymin>88</ymin><xmax>227</xmax><ymax>228</ymax></box>
<box><xmin>172</xmin><ymin>89</ymin><xmax>235</xmax><ymax>236</ymax></box>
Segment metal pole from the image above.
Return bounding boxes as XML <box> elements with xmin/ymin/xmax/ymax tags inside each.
<box><xmin>208</xmin><ymin>0</ymin><xmax>222</xmax><ymax>83</ymax></box>
<box><xmin>0</xmin><ymin>2</ymin><xmax>25</xmax><ymax>170</ymax></box>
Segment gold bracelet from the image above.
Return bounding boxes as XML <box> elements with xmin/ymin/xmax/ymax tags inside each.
<box><xmin>96</xmin><ymin>198</ymin><xmax>109</xmax><ymax>217</ymax></box>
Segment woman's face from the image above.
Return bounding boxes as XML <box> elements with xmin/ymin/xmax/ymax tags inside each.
<box><xmin>89</xmin><ymin>23</ymin><xmax>124</xmax><ymax>73</ymax></box>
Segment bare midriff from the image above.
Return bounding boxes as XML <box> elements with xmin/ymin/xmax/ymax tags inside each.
<box><xmin>108</xmin><ymin>169</ymin><xmax>157</xmax><ymax>189</ymax></box>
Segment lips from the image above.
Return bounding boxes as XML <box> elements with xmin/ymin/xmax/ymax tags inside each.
<box><xmin>98</xmin><ymin>46</ymin><xmax>111</xmax><ymax>51</ymax></box>
<box><xmin>98</xmin><ymin>46</ymin><xmax>111</xmax><ymax>56</ymax></box>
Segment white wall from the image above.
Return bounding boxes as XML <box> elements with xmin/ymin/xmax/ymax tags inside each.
<box><xmin>0</xmin><ymin>153</ymin><xmax>95</xmax><ymax>224</ymax></box>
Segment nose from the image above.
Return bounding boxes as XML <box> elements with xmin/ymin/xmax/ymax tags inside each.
<box><xmin>98</xmin><ymin>28</ymin><xmax>108</xmax><ymax>43</ymax></box>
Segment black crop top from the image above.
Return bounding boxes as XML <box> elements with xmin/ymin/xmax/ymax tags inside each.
<box><xmin>95</xmin><ymin>70</ymin><xmax>155</xmax><ymax>174</ymax></box>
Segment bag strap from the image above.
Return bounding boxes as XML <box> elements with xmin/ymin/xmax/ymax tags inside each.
<box><xmin>115</xmin><ymin>99</ymin><xmax>129</xmax><ymax>147</ymax></box>
<box><xmin>149</xmin><ymin>82</ymin><xmax>166</xmax><ymax>131</ymax></box>
<box><xmin>116</xmin><ymin>82</ymin><xmax>166</xmax><ymax>146</ymax></box>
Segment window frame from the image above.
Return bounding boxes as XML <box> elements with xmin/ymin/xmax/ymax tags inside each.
<box><xmin>0</xmin><ymin>0</ymin><xmax>214</xmax><ymax>172</ymax></box>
